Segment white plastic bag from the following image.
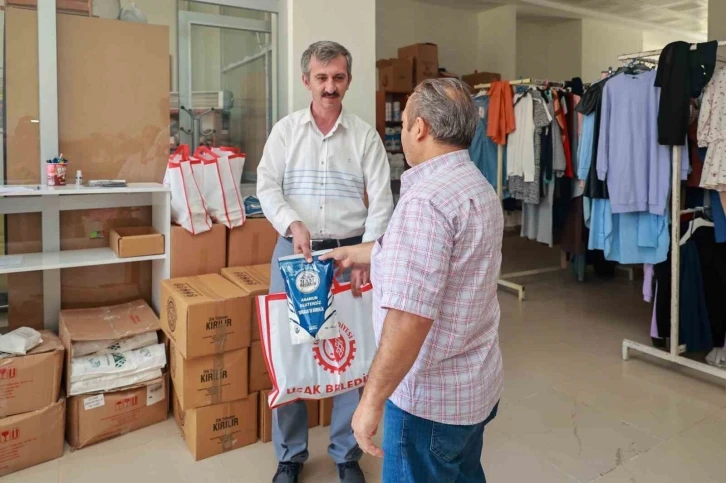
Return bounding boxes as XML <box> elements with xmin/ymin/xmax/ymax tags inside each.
<box><xmin>165</xmin><ymin>145</ymin><xmax>212</xmax><ymax>235</ymax></box>
<box><xmin>0</xmin><ymin>327</ymin><xmax>43</xmax><ymax>355</ymax></box>
<box><xmin>212</xmin><ymin>146</ymin><xmax>246</xmax><ymax>187</ymax></box>
<box><xmin>70</xmin><ymin>343</ymin><xmax>166</xmax><ymax>397</ymax></box>
<box><xmin>70</xmin><ymin>368</ymin><xmax>162</xmax><ymax>396</ymax></box>
<box><xmin>72</xmin><ymin>332</ymin><xmax>159</xmax><ymax>358</ymax></box>
<box><xmin>195</xmin><ymin>146</ymin><xmax>245</xmax><ymax>229</ymax></box>
<box><xmin>257</xmin><ymin>282</ymin><xmax>375</xmax><ymax>408</ymax></box>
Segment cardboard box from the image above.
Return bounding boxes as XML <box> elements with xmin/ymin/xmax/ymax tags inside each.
<box><xmin>397</xmin><ymin>43</ymin><xmax>439</xmax><ymax>85</ymax></box>
<box><xmin>248</xmin><ymin>341</ymin><xmax>271</xmax><ymax>393</ymax></box>
<box><xmin>461</xmin><ymin>71</ymin><xmax>501</xmax><ymax>92</ymax></box>
<box><xmin>59</xmin><ymin>299</ymin><xmax>161</xmax><ymax>395</ymax></box>
<box><xmin>0</xmin><ymin>331</ymin><xmax>64</xmax><ymax>418</ymax></box>
<box><xmin>226</xmin><ymin>218</ymin><xmax>277</xmax><ymax>267</ymax></box>
<box><xmin>173</xmin><ymin>390</ymin><xmax>258</xmax><ymax>461</ymax></box>
<box><xmin>221</xmin><ymin>264</ymin><xmax>271</xmax><ymax>342</ymax></box>
<box><xmin>0</xmin><ymin>397</ymin><xmax>65</xmax><ymax>477</ymax></box>
<box><xmin>160</xmin><ymin>274</ymin><xmax>251</xmax><ymax>359</ymax></box>
<box><xmin>171</xmin><ymin>223</ymin><xmax>227</xmax><ymax>278</ymax></box>
<box><xmin>170</xmin><ymin>342</ymin><xmax>248</xmax><ymax>410</ymax></box>
<box><xmin>66</xmin><ymin>373</ymin><xmax>169</xmax><ymax>450</ymax></box>
<box><xmin>320</xmin><ymin>397</ymin><xmax>334</xmax><ymax>427</ymax></box>
<box><xmin>376</xmin><ymin>58</ymin><xmax>413</xmax><ymax>93</ymax></box>
<box><xmin>258</xmin><ymin>390</ymin><xmax>318</xmax><ymax>443</ymax></box>
<box><xmin>109</xmin><ymin>226</ymin><xmax>165</xmax><ymax>258</ymax></box>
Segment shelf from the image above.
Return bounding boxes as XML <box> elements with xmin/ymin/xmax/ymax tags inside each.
<box><xmin>385</xmin><ymin>120</ymin><xmax>403</xmax><ymax>124</ymax></box>
<box><xmin>0</xmin><ymin>182</ymin><xmax>169</xmax><ymax>198</ymax></box>
<box><xmin>0</xmin><ymin>248</ymin><xmax>166</xmax><ymax>274</ymax></box>
<box><xmin>387</xmin><ymin>150</ymin><xmax>404</xmax><ymax>155</ymax></box>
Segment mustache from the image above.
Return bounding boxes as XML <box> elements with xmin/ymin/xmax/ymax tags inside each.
<box><xmin>322</xmin><ymin>91</ymin><xmax>340</xmax><ymax>98</ymax></box>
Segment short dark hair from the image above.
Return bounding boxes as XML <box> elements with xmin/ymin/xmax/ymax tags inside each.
<box><xmin>301</xmin><ymin>41</ymin><xmax>352</xmax><ymax>79</ymax></box>
<box><xmin>406</xmin><ymin>78</ymin><xmax>478</xmax><ymax>148</ymax></box>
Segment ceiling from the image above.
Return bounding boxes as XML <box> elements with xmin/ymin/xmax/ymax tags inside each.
<box><xmin>416</xmin><ymin>0</ymin><xmax>708</xmax><ymax>37</ymax></box>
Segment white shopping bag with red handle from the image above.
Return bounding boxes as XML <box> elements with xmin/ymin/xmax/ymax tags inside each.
<box><xmin>257</xmin><ymin>282</ymin><xmax>375</xmax><ymax>409</ymax></box>
<box><xmin>212</xmin><ymin>146</ymin><xmax>246</xmax><ymax>187</ymax></box>
<box><xmin>164</xmin><ymin>144</ymin><xmax>212</xmax><ymax>234</ymax></box>
<box><xmin>194</xmin><ymin>146</ymin><xmax>245</xmax><ymax>228</ymax></box>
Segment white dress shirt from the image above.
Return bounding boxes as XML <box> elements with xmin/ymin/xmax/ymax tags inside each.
<box><xmin>257</xmin><ymin>106</ymin><xmax>393</xmax><ymax>242</ymax></box>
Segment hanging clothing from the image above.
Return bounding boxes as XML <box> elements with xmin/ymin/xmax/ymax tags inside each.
<box><xmin>654</xmin><ymin>225</ymin><xmax>726</xmax><ymax>350</ymax></box>
<box><xmin>509</xmin><ymin>90</ymin><xmax>550</xmax><ymax>204</ymax></box>
<box><xmin>576</xmin><ymin>81</ymin><xmax>610</xmax><ymax>199</ymax></box>
<box><xmin>469</xmin><ymin>95</ymin><xmax>507</xmax><ymax>196</ymax></box>
<box><xmin>712</xmin><ymin>190</ymin><xmax>726</xmax><ymax>243</ymax></box>
<box><xmin>588</xmin><ymin>199</ymin><xmax>669</xmax><ymax>265</ymax></box>
<box><xmin>568</xmin><ymin>93</ymin><xmax>584</xmax><ymax>198</ymax></box>
<box><xmin>597</xmin><ymin>70</ymin><xmax>688</xmax><ymax>216</ymax></box>
<box><xmin>487</xmin><ymin>81</ymin><xmax>516</xmax><ymax>145</ymax></box>
<box><xmin>698</xmin><ymin>67</ymin><xmax>726</xmax><ymax>191</ymax></box>
<box><xmin>506</xmin><ymin>93</ymin><xmax>536</xmax><ymax>181</ymax></box>
<box><xmin>577</xmin><ymin>114</ymin><xmax>596</xmax><ymax>182</ymax></box>
<box><xmin>655</xmin><ymin>40</ymin><xmax>718</xmax><ymax>146</ymax></box>
<box><xmin>552</xmin><ymin>90</ymin><xmax>573</xmax><ymax>178</ymax></box>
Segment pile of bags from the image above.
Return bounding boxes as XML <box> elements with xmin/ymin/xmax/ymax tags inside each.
<box><xmin>0</xmin><ymin>326</ymin><xmax>44</xmax><ymax>357</ymax></box>
<box><xmin>69</xmin><ymin>333</ymin><xmax>166</xmax><ymax>396</ymax></box>
<box><xmin>164</xmin><ymin>144</ymin><xmax>246</xmax><ymax>234</ymax></box>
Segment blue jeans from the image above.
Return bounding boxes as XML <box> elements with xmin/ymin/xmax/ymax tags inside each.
<box><xmin>269</xmin><ymin>237</ymin><xmax>362</xmax><ymax>464</ymax></box>
<box><xmin>382</xmin><ymin>400</ymin><xmax>499</xmax><ymax>483</ymax></box>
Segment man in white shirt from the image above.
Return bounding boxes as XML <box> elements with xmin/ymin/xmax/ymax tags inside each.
<box><xmin>257</xmin><ymin>40</ymin><xmax>393</xmax><ymax>483</ymax></box>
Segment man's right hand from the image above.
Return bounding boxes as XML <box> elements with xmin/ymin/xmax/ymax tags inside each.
<box><xmin>289</xmin><ymin>221</ymin><xmax>312</xmax><ymax>262</ymax></box>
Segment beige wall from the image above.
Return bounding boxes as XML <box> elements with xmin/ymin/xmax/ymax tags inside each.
<box><xmin>376</xmin><ymin>0</ymin><xmax>479</xmax><ymax>76</ymax></box>
<box><xmin>517</xmin><ymin>18</ymin><xmax>582</xmax><ymax>80</ymax></box>
<box><xmin>642</xmin><ymin>30</ymin><xmax>686</xmax><ymax>52</ymax></box>
<box><xmin>286</xmin><ymin>0</ymin><xmax>377</xmax><ymax>127</ymax></box>
<box><xmin>477</xmin><ymin>5</ymin><xmax>517</xmax><ymax>80</ymax></box>
<box><xmin>581</xmin><ymin>18</ymin><xmax>643</xmax><ymax>81</ymax></box>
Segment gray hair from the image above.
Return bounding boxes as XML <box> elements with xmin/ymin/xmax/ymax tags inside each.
<box><xmin>407</xmin><ymin>78</ymin><xmax>478</xmax><ymax>148</ymax></box>
<box><xmin>301</xmin><ymin>41</ymin><xmax>352</xmax><ymax>79</ymax></box>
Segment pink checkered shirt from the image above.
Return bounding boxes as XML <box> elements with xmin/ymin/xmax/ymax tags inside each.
<box><xmin>371</xmin><ymin>149</ymin><xmax>503</xmax><ymax>425</ymax></box>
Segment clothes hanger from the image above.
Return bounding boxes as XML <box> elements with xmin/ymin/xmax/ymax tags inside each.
<box><xmin>680</xmin><ymin>212</ymin><xmax>714</xmax><ymax>246</ymax></box>
<box><xmin>474</xmin><ymin>88</ymin><xmax>488</xmax><ymax>99</ymax></box>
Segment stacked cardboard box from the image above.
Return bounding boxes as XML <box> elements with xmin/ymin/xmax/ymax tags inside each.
<box><xmin>59</xmin><ymin>300</ymin><xmax>169</xmax><ymax>450</ymax></box>
<box><xmin>397</xmin><ymin>43</ymin><xmax>439</xmax><ymax>86</ymax></box>
<box><xmin>161</xmin><ymin>273</ymin><xmax>258</xmax><ymax>460</ymax></box>
<box><xmin>171</xmin><ymin>223</ymin><xmax>227</xmax><ymax>278</ymax></box>
<box><xmin>226</xmin><ymin>218</ymin><xmax>277</xmax><ymax>267</ymax></box>
<box><xmin>0</xmin><ymin>331</ymin><xmax>65</xmax><ymax>477</ymax></box>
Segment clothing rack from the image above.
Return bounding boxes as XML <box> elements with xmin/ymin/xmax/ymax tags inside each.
<box><xmin>475</xmin><ymin>78</ymin><xmax>568</xmax><ymax>301</ymax></box>
<box><xmin>618</xmin><ymin>43</ymin><xmax>726</xmax><ymax>384</ymax></box>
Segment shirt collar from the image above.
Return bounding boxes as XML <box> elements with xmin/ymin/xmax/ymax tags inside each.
<box><xmin>300</xmin><ymin>103</ymin><xmax>348</xmax><ymax>131</ymax></box>
<box><xmin>401</xmin><ymin>149</ymin><xmax>470</xmax><ymax>195</ymax></box>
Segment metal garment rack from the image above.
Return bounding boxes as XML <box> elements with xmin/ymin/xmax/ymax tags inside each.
<box><xmin>619</xmin><ymin>41</ymin><xmax>726</xmax><ymax>382</ymax></box>
<box><xmin>474</xmin><ymin>78</ymin><xmax>567</xmax><ymax>301</ymax></box>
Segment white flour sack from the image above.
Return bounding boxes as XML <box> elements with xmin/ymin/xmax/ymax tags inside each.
<box><xmin>257</xmin><ymin>283</ymin><xmax>375</xmax><ymax>408</ymax></box>
<box><xmin>72</xmin><ymin>332</ymin><xmax>159</xmax><ymax>357</ymax></box>
<box><xmin>70</xmin><ymin>343</ymin><xmax>167</xmax><ymax>395</ymax></box>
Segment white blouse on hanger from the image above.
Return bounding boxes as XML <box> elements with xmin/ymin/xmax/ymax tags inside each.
<box><xmin>507</xmin><ymin>93</ymin><xmax>536</xmax><ymax>182</ymax></box>
<box><xmin>698</xmin><ymin>66</ymin><xmax>726</xmax><ymax>191</ymax></box>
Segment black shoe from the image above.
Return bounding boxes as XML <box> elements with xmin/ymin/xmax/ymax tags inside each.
<box><xmin>337</xmin><ymin>461</ymin><xmax>366</xmax><ymax>483</ymax></box>
<box><xmin>272</xmin><ymin>462</ymin><xmax>303</xmax><ymax>483</ymax></box>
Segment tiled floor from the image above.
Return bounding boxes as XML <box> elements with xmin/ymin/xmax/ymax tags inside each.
<box><xmin>7</xmin><ymin>238</ymin><xmax>726</xmax><ymax>482</ymax></box>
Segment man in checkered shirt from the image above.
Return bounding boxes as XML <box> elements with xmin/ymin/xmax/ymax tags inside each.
<box><xmin>322</xmin><ymin>78</ymin><xmax>503</xmax><ymax>482</ymax></box>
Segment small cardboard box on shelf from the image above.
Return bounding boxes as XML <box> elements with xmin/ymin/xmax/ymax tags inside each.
<box><xmin>0</xmin><ymin>397</ymin><xmax>65</xmax><ymax>478</ymax></box>
<box><xmin>226</xmin><ymin>218</ymin><xmax>277</xmax><ymax>267</ymax></box>
<box><xmin>66</xmin><ymin>374</ymin><xmax>169</xmax><ymax>450</ymax></box>
<box><xmin>170</xmin><ymin>341</ymin><xmax>249</xmax><ymax>410</ymax></box>
<box><xmin>377</xmin><ymin>58</ymin><xmax>413</xmax><ymax>93</ymax></box>
<box><xmin>221</xmin><ymin>264</ymin><xmax>271</xmax><ymax>342</ymax></box>
<box><xmin>160</xmin><ymin>274</ymin><xmax>251</xmax><ymax>359</ymax></box>
<box><xmin>173</xmin><ymin>389</ymin><xmax>258</xmax><ymax>461</ymax></box>
<box><xmin>171</xmin><ymin>223</ymin><xmax>227</xmax><ymax>278</ymax></box>
<box><xmin>0</xmin><ymin>330</ymin><xmax>64</xmax><ymax>418</ymax></box>
<box><xmin>109</xmin><ymin>226</ymin><xmax>165</xmax><ymax>258</ymax></box>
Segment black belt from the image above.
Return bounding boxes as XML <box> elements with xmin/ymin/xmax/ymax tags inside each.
<box><xmin>286</xmin><ymin>236</ymin><xmax>362</xmax><ymax>251</ymax></box>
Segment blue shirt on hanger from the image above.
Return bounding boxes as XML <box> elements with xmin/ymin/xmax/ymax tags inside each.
<box><xmin>469</xmin><ymin>96</ymin><xmax>508</xmax><ymax>198</ymax></box>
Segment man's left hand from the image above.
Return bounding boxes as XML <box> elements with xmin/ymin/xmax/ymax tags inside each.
<box><xmin>350</xmin><ymin>266</ymin><xmax>369</xmax><ymax>298</ymax></box>
<box><xmin>352</xmin><ymin>402</ymin><xmax>384</xmax><ymax>458</ymax></box>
